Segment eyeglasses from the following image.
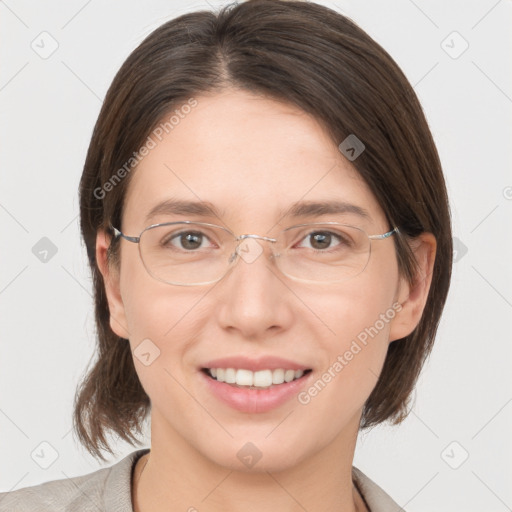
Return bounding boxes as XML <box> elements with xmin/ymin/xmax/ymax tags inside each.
<box><xmin>109</xmin><ymin>221</ymin><xmax>399</xmax><ymax>286</ymax></box>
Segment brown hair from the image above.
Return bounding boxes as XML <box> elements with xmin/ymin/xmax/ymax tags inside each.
<box><xmin>75</xmin><ymin>0</ymin><xmax>452</xmax><ymax>461</ymax></box>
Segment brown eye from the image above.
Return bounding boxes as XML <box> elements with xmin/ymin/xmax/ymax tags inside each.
<box><xmin>310</xmin><ymin>232</ymin><xmax>331</xmax><ymax>250</ymax></box>
<box><xmin>162</xmin><ymin>231</ymin><xmax>209</xmax><ymax>251</ymax></box>
<box><xmin>298</xmin><ymin>231</ymin><xmax>346</xmax><ymax>251</ymax></box>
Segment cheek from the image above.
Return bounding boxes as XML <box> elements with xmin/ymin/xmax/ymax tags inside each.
<box><xmin>121</xmin><ymin>287</ymin><xmax>204</xmax><ymax>405</ymax></box>
<box><xmin>122</xmin><ymin>282</ymin><xmax>204</xmax><ymax>352</ymax></box>
<box><xmin>308</xmin><ymin>268</ymin><xmax>398</xmax><ymax>347</ymax></box>
<box><xmin>118</xmin><ymin>253</ymin><xmax>206</xmax><ymax>377</ymax></box>
<box><xmin>118</xmin><ymin>246</ymin><xmax>190</xmax><ymax>336</ymax></box>
<box><xmin>297</xmin><ymin>272</ymin><xmax>398</xmax><ymax>418</ymax></box>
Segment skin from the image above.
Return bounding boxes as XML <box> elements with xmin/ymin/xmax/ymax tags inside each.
<box><xmin>96</xmin><ymin>88</ymin><xmax>436</xmax><ymax>512</ymax></box>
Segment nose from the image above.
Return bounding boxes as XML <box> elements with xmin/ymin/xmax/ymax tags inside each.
<box><xmin>215</xmin><ymin>236</ymin><xmax>293</xmax><ymax>340</ymax></box>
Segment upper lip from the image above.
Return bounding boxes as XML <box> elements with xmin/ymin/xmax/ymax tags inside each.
<box><xmin>201</xmin><ymin>356</ymin><xmax>311</xmax><ymax>372</ymax></box>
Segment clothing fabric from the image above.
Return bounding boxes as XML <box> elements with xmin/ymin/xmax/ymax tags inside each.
<box><xmin>0</xmin><ymin>448</ymin><xmax>405</xmax><ymax>511</ymax></box>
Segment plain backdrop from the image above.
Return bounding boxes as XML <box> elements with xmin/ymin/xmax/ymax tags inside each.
<box><xmin>1</xmin><ymin>1</ymin><xmax>511</xmax><ymax>510</ymax></box>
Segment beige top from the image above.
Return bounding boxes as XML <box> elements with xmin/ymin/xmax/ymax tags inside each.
<box><xmin>0</xmin><ymin>449</ymin><xmax>405</xmax><ymax>511</ymax></box>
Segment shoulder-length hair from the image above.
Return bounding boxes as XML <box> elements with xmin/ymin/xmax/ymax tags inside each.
<box><xmin>75</xmin><ymin>0</ymin><xmax>452</xmax><ymax>461</ymax></box>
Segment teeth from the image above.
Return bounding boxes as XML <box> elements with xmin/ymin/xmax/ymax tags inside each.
<box><xmin>254</xmin><ymin>370</ymin><xmax>273</xmax><ymax>387</ymax></box>
<box><xmin>284</xmin><ymin>369</ymin><xmax>295</xmax><ymax>382</ymax></box>
<box><xmin>207</xmin><ymin>368</ymin><xmax>307</xmax><ymax>388</ymax></box>
<box><xmin>224</xmin><ymin>368</ymin><xmax>236</xmax><ymax>384</ymax></box>
<box><xmin>272</xmin><ymin>368</ymin><xmax>284</xmax><ymax>385</ymax></box>
<box><xmin>236</xmin><ymin>369</ymin><xmax>253</xmax><ymax>386</ymax></box>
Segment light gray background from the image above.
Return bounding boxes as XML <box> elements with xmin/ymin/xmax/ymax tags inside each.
<box><xmin>1</xmin><ymin>1</ymin><xmax>511</xmax><ymax>510</ymax></box>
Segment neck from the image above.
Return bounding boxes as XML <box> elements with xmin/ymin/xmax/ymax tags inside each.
<box><xmin>133</xmin><ymin>410</ymin><xmax>367</xmax><ymax>512</ymax></box>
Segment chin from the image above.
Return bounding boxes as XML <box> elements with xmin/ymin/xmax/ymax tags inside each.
<box><xmin>198</xmin><ymin>433</ymin><xmax>312</xmax><ymax>474</ymax></box>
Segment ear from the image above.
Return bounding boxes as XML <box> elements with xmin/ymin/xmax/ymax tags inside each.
<box><xmin>388</xmin><ymin>232</ymin><xmax>437</xmax><ymax>343</ymax></box>
<box><xmin>96</xmin><ymin>228</ymin><xmax>130</xmax><ymax>339</ymax></box>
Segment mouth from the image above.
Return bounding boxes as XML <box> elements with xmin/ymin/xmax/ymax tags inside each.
<box><xmin>201</xmin><ymin>367</ymin><xmax>313</xmax><ymax>389</ymax></box>
<box><xmin>199</xmin><ymin>355</ymin><xmax>314</xmax><ymax>413</ymax></box>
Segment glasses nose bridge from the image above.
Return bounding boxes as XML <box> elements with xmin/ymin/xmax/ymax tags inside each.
<box><xmin>234</xmin><ymin>233</ymin><xmax>279</xmax><ymax>258</ymax></box>
<box><xmin>228</xmin><ymin>233</ymin><xmax>280</xmax><ymax>267</ymax></box>
<box><xmin>235</xmin><ymin>233</ymin><xmax>277</xmax><ymax>244</ymax></box>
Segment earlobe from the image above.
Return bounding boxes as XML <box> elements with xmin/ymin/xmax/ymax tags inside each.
<box><xmin>388</xmin><ymin>232</ymin><xmax>437</xmax><ymax>343</ymax></box>
<box><xmin>95</xmin><ymin>229</ymin><xmax>130</xmax><ymax>339</ymax></box>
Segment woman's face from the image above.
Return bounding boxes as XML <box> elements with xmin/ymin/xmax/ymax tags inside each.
<box><xmin>100</xmin><ymin>89</ymin><xmax>418</xmax><ymax>472</ymax></box>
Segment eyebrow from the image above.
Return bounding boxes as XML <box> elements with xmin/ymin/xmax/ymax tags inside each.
<box><xmin>144</xmin><ymin>198</ymin><xmax>370</xmax><ymax>224</ymax></box>
<box><xmin>144</xmin><ymin>199</ymin><xmax>226</xmax><ymax>224</ymax></box>
<box><xmin>279</xmin><ymin>200</ymin><xmax>370</xmax><ymax>221</ymax></box>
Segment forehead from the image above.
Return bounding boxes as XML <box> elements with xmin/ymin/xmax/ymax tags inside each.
<box><xmin>123</xmin><ymin>89</ymin><xmax>383</xmax><ymax>230</ymax></box>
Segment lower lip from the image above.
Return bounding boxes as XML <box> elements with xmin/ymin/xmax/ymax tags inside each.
<box><xmin>200</xmin><ymin>370</ymin><xmax>313</xmax><ymax>414</ymax></box>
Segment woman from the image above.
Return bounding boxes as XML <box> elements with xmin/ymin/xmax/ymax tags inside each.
<box><xmin>0</xmin><ymin>1</ymin><xmax>452</xmax><ymax>511</ymax></box>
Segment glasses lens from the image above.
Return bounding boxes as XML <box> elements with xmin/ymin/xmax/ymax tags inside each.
<box><xmin>137</xmin><ymin>222</ymin><xmax>372</xmax><ymax>285</ymax></box>
<box><xmin>139</xmin><ymin>223</ymin><xmax>232</xmax><ymax>285</ymax></box>
<box><xmin>277</xmin><ymin>224</ymin><xmax>371</xmax><ymax>283</ymax></box>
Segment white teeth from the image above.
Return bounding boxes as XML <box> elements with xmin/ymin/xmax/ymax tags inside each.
<box><xmin>225</xmin><ymin>368</ymin><xmax>236</xmax><ymax>384</ymax></box>
<box><xmin>236</xmin><ymin>369</ymin><xmax>253</xmax><ymax>386</ymax></box>
<box><xmin>284</xmin><ymin>369</ymin><xmax>295</xmax><ymax>382</ymax></box>
<box><xmin>207</xmin><ymin>367</ymin><xmax>308</xmax><ymax>388</ymax></box>
<box><xmin>272</xmin><ymin>368</ymin><xmax>285</xmax><ymax>385</ymax></box>
<box><xmin>253</xmin><ymin>370</ymin><xmax>273</xmax><ymax>387</ymax></box>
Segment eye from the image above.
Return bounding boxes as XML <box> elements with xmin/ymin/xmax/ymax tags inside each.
<box><xmin>163</xmin><ymin>230</ymin><xmax>213</xmax><ymax>251</ymax></box>
<box><xmin>296</xmin><ymin>230</ymin><xmax>349</xmax><ymax>251</ymax></box>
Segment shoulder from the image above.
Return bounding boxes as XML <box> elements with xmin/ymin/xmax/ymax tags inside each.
<box><xmin>352</xmin><ymin>466</ymin><xmax>406</xmax><ymax>512</ymax></box>
<box><xmin>0</xmin><ymin>449</ymin><xmax>149</xmax><ymax>512</ymax></box>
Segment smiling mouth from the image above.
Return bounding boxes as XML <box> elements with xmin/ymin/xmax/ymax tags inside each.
<box><xmin>201</xmin><ymin>368</ymin><xmax>313</xmax><ymax>389</ymax></box>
